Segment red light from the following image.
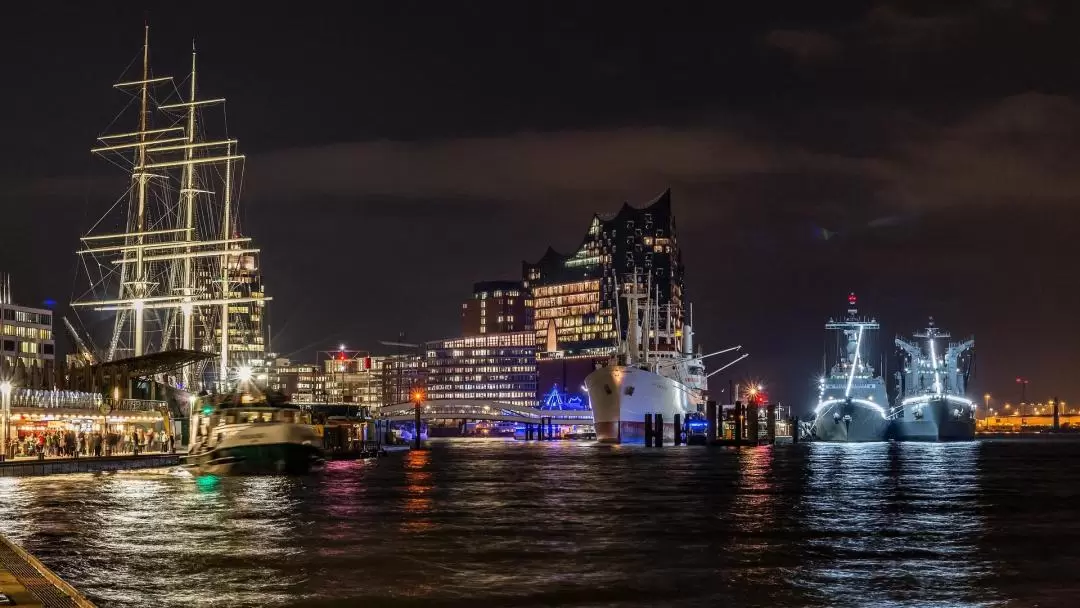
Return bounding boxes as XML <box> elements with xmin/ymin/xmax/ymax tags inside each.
<box><xmin>848</xmin><ymin>293</ymin><xmax>857</xmax><ymax>305</ymax></box>
<box><xmin>364</xmin><ymin>356</ymin><xmax>371</xmax><ymax>370</ymax></box>
<box><xmin>338</xmin><ymin>352</ymin><xmax>346</xmax><ymax>361</ymax></box>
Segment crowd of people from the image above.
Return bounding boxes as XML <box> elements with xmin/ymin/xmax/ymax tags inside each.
<box><xmin>5</xmin><ymin>427</ymin><xmax>175</xmax><ymax>460</ymax></box>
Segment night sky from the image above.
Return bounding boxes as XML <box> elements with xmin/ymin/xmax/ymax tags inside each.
<box><xmin>2</xmin><ymin>1</ymin><xmax>1078</xmax><ymax>409</ymax></box>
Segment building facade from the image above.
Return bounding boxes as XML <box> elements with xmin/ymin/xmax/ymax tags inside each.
<box><xmin>267</xmin><ymin>359</ymin><xmax>322</xmax><ymax>403</ymax></box>
<box><xmin>522</xmin><ymin>189</ymin><xmax>684</xmax><ymax>404</ymax></box>
<box><xmin>0</xmin><ymin>275</ymin><xmax>56</xmax><ymax>389</ymax></box>
<box><xmin>424</xmin><ymin>331</ymin><xmax>537</xmax><ymax>408</ymax></box>
<box><xmin>196</xmin><ymin>238</ymin><xmax>268</xmax><ymax>386</ymax></box>
<box><xmin>381</xmin><ymin>354</ymin><xmax>427</xmax><ymax>406</ymax></box>
<box><xmin>461</xmin><ymin>281</ymin><xmax>531</xmax><ymax>336</ymax></box>
<box><xmin>320</xmin><ymin>351</ymin><xmax>385</xmax><ymax>406</ymax></box>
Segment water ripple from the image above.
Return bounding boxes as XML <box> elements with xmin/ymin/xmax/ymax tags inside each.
<box><xmin>1</xmin><ymin>439</ymin><xmax>1078</xmax><ymax>607</ymax></box>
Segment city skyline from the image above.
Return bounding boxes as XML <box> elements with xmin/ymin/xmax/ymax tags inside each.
<box><xmin>1</xmin><ymin>3</ymin><xmax>1078</xmax><ymax>405</ymax></box>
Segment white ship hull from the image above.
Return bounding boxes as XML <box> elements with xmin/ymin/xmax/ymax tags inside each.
<box><xmin>585</xmin><ymin>365</ymin><xmax>699</xmax><ymax>443</ymax></box>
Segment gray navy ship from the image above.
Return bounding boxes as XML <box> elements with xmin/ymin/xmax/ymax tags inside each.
<box><xmin>811</xmin><ymin>293</ymin><xmax>890</xmax><ymax>442</ymax></box>
<box><xmin>891</xmin><ymin>319</ymin><xmax>976</xmax><ymax>441</ymax></box>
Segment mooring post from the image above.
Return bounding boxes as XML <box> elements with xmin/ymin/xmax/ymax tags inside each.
<box><xmin>734</xmin><ymin>400</ymin><xmax>743</xmax><ymax>446</ymax></box>
<box><xmin>673</xmin><ymin>413</ymin><xmax>682</xmax><ymax>446</ymax></box>
<box><xmin>414</xmin><ymin>408</ymin><xmax>422</xmax><ymax>451</ymax></box>
<box><xmin>766</xmin><ymin>403</ymin><xmax>777</xmax><ymax>443</ymax></box>
<box><xmin>644</xmin><ymin>413</ymin><xmax>654</xmax><ymax>447</ymax></box>
<box><xmin>792</xmin><ymin>416</ymin><xmax>800</xmax><ymax>444</ymax></box>
<box><xmin>706</xmin><ymin>400</ymin><xmax>717</xmax><ymax>444</ymax></box>
<box><xmin>747</xmin><ymin>402</ymin><xmax>759</xmax><ymax>444</ymax></box>
<box><xmin>654</xmin><ymin>413</ymin><xmax>664</xmax><ymax>447</ymax></box>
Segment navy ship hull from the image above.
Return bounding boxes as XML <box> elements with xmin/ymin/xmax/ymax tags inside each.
<box><xmin>812</xmin><ymin>399</ymin><xmax>889</xmax><ymax>442</ymax></box>
<box><xmin>892</xmin><ymin>398</ymin><xmax>976</xmax><ymax>441</ymax></box>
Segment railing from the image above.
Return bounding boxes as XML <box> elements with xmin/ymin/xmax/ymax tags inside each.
<box><xmin>9</xmin><ymin>389</ymin><xmax>103</xmax><ymax>410</ymax></box>
<box><xmin>103</xmin><ymin>398</ymin><xmax>168</xmax><ymax>412</ymax></box>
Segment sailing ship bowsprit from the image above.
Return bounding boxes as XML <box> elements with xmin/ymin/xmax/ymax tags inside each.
<box><xmin>71</xmin><ymin>26</ymin><xmax>270</xmax><ymax>391</ymax></box>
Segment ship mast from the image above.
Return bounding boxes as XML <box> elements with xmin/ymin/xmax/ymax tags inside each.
<box><xmin>219</xmin><ymin>140</ymin><xmax>234</xmax><ymax>389</ymax></box>
<box><xmin>73</xmin><ymin>28</ymin><xmax>271</xmax><ymax>391</ymax></box>
<box><xmin>132</xmin><ymin>23</ymin><xmax>151</xmax><ymax>357</ymax></box>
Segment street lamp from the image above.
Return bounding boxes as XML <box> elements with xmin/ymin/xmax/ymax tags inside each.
<box><xmin>984</xmin><ymin>393</ymin><xmax>991</xmax><ymax>420</ymax></box>
<box><xmin>411</xmin><ymin>388</ymin><xmax>425</xmax><ymax>450</ymax></box>
<box><xmin>0</xmin><ymin>381</ymin><xmax>12</xmax><ymax>460</ymax></box>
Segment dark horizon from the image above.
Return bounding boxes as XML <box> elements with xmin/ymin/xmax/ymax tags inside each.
<box><xmin>2</xmin><ymin>2</ymin><xmax>1078</xmax><ymax>409</ymax></box>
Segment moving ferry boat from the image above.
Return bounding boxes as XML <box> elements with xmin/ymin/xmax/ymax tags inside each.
<box><xmin>184</xmin><ymin>388</ymin><xmax>324</xmax><ymax>475</ymax></box>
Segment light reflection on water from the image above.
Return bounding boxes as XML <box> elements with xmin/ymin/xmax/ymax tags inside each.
<box><xmin>0</xmin><ymin>439</ymin><xmax>1078</xmax><ymax>607</ymax></box>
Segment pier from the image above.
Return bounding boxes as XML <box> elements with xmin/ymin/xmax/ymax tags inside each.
<box><xmin>0</xmin><ymin>533</ymin><xmax>95</xmax><ymax>607</ymax></box>
<box><xmin>0</xmin><ymin>453</ymin><xmax>179</xmax><ymax>477</ymax></box>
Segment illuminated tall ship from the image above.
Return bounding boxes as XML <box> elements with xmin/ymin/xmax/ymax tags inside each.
<box><xmin>811</xmin><ymin>294</ymin><xmax>890</xmax><ymax>442</ymax></box>
<box><xmin>891</xmin><ymin>319</ymin><xmax>975</xmax><ymax>441</ymax></box>
<box><xmin>70</xmin><ymin>26</ymin><xmax>270</xmax><ymax>390</ymax></box>
<box><xmin>584</xmin><ymin>275</ymin><xmax>746</xmax><ymax>443</ymax></box>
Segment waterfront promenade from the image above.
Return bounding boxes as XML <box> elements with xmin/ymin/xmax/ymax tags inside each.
<box><xmin>0</xmin><ymin>533</ymin><xmax>94</xmax><ymax>607</ymax></box>
<box><xmin>0</xmin><ymin>452</ymin><xmax>180</xmax><ymax>477</ymax></box>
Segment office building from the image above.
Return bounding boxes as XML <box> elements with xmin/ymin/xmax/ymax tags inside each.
<box><xmin>425</xmin><ymin>331</ymin><xmax>537</xmax><ymax>408</ymax></box>
<box><xmin>0</xmin><ymin>274</ymin><xmax>56</xmax><ymax>388</ymax></box>
<box><xmin>320</xmin><ymin>350</ymin><xmax>385</xmax><ymax>406</ymax></box>
<box><xmin>196</xmin><ymin>236</ymin><xmax>268</xmax><ymax>384</ymax></box>
<box><xmin>381</xmin><ymin>353</ymin><xmax>426</xmax><ymax>406</ymax></box>
<box><xmin>267</xmin><ymin>358</ymin><xmax>322</xmax><ymax>403</ymax></box>
<box><xmin>461</xmin><ymin>281</ymin><xmax>531</xmax><ymax>336</ymax></box>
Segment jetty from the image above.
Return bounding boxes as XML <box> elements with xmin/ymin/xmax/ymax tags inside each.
<box><xmin>0</xmin><ymin>453</ymin><xmax>179</xmax><ymax>477</ymax></box>
<box><xmin>0</xmin><ymin>533</ymin><xmax>95</xmax><ymax>607</ymax></box>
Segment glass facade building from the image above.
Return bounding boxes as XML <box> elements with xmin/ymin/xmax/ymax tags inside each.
<box><xmin>461</xmin><ymin>281</ymin><xmax>532</xmax><ymax>336</ymax></box>
<box><xmin>425</xmin><ymin>332</ymin><xmax>537</xmax><ymax>408</ymax></box>
<box><xmin>523</xmin><ymin>189</ymin><xmax>684</xmax><ymax>404</ymax></box>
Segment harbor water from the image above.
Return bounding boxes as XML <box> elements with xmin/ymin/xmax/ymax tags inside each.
<box><xmin>1</xmin><ymin>438</ymin><xmax>1078</xmax><ymax>607</ymax></box>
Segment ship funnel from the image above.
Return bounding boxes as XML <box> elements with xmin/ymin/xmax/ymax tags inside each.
<box><xmin>682</xmin><ymin>323</ymin><xmax>693</xmax><ymax>355</ymax></box>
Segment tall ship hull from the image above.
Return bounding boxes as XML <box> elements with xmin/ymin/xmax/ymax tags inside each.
<box><xmin>812</xmin><ymin>399</ymin><xmax>890</xmax><ymax>442</ymax></box>
<box><xmin>891</xmin><ymin>398</ymin><xmax>975</xmax><ymax>441</ymax></box>
<box><xmin>585</xmin><ymin>365</ymin><xmax>696</xmax><ymax>443</ymax></box>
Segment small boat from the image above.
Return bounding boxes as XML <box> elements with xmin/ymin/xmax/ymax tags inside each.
<box><xmin>184</xmin><ymin>390</ymin><xmax>324</xmax><ymax>475</ymax></box>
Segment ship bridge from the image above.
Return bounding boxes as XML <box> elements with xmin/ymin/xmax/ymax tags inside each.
<box><xmin>376</xmin><ymin>400</ymin><xmax>594</xmax><ymax>425</ymax></box>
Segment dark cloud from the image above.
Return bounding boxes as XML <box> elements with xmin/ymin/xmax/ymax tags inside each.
<box><xmin>764</xmin><ymin>29</ymin><xmax>842</xmax><ymax>64</ymax></box>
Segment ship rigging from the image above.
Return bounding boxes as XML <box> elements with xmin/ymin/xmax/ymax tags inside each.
<box><xmin>71</xmin><ymin>26</ymin><xmax>270</xmax><ymax>391</ymax></box>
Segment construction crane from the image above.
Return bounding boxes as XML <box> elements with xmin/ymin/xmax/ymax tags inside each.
<box><xmin>63</xmin><ymin>316</ymin><xmax>99</xmax><ymax>365</ymax></box>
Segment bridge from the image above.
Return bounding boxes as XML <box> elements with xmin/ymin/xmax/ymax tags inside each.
<box><xmin>376</xmin><ymin>399</ymin><xmax>594</xmax><ymax>425</ymax></box>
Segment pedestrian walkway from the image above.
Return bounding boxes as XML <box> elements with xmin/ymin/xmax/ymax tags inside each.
<box><xmin>0</xmin><ymin>533</ymin><xmax>94</xmax><ymax>607</ymax></box>
<box><xmin>0</xmin><ymin>453</ymin><xmax>181</xmax><ymax>477</ymax></box>
<box><xmin>2</xmin><ymin>449</ymin><xmax>174</xmax><ymax>463</ymax></box>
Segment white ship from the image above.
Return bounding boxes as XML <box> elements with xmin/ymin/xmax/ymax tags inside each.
<box><xmin>585</xmin><ymin>276</ymin><xmax>746</xmax><ymax>443</ymax></box>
